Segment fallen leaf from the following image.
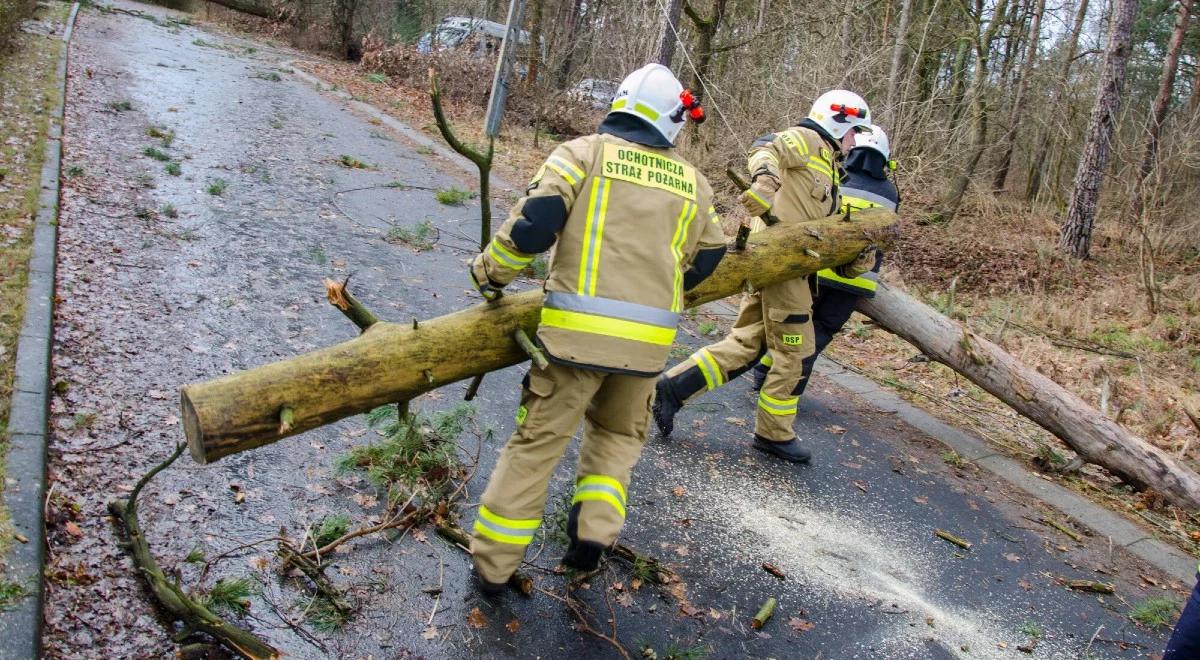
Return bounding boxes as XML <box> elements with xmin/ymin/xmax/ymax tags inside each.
<box><xmin>913</xmin><ymin>496</ymin><xmax>928</xmax><ymax>504</ymax></box>
<box><xmin>788</xmin><ymin>618</ymin><xmax>815</xmax><ymax>632</ymax></box>
<box><xmin>147</xmin><ymin>389</ymin><xmax>168</xmax><ymax>400</ymax></box>
<box><xmin>353</xmin><ymin>492</ymin><xmax>378</xmax><ymax>508</ymax></box>
<box><xmin>671</xmin><ymin>486</ymin><xmax>686</xmax><ymax>497</ymax></box>
<box><xmin>412</xmin><ymin>529</ymin><xmax>428</xmax><ymax>543</ymax></box>
<box><xmin>616</xmin><ymin>592</ymin><xmax>634</xmax><ymax>607</ymax></box>
<box><xmin>467</xmin><ymin>607</ymin><xmax>488</xmax><ymax>629</ymax></box>
<box><xmin>679</xmin><ymin>604</ymin><xmax>701</xmax><ymax>617</ymax></box>
<box><xmin>1004</xmin><ymin>553</ymin><xmax>1021</xmax><ymax>563</ymax></box>
<box><xmin>826</xmin><ymin>424</ymin><xmax>847</xmax><ymax>435</ymax></box>
<box><xmin>1018</xmin><ymin>579</ymin><xmax>1033</xmax><ymax>591</ymax></box>
<box><xmin>630</xmin><ymin>578</ymin><xmax>643</xmax><ymax>591</ymax></box>
<box><xmin>674</xmin><ymin>545</ymin><xmax>690</xmax><ymax>557</ymax></box>
<box><xmin>842</xmin><ymin>462</ymin><xmax>862</xmax><ymax>469</ymax></box>
<box><xmin>505</xmin><ymin>619</ymin><xmax>520</xmax><ymax>633</ymax></box>
<box><xmin>421</xmin><ymin>625</ymin><xmax>438</xmax><ymax>640</ymax></box>
<box><xmin>724</xmin><ymin>416</ymin><xmax>746</xmax><ymax>427</ymax></box>
<box><xmin>234</xmin><ymin>491</ymin><xmax>246</xmax><ymax>504</ymax></box>
<box><xmin>708</xmin><ymin>608</ymin><xmax>722</xmax><ymax>620</ymax></box>
<box><xmin>64</xmin><ymin>521</ymin><xmax>83</xmax><ymax>538</ymax></box>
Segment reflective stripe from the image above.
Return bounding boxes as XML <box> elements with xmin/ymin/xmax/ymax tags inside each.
<box><xmin>488</xmin><ymin>240</ymin><xmax>534</xmax><ymax>271</ymax></box>
<box><xmin>669</xmin><ymin>201</ymin><xmax>698</xmax><ymax>311</ymax></box>
<box><xmin>745</xmin><ymin>189</ymin><xmax>771</xmax><ymax>210</ymax></box>
<box><xmin>543</xmin><ymin>291</ymin><xmax>678</xmax><ymax>328</ymax></box>
<box><xmin>691</xmin><ymin>348</ymin><xmax>725</xmax><ymax>391</ymax></box>
<box><xmin>610</xmin><ymin>98</ymin><xmax>660</xmax><ymax>121</ymax></box>
<box><xmin>840</xmin><ymin>188</ymin><xmax>897</xmax><ymax>211</ymax></box>
<box><xmin>546</xmin><ymin>157</ymin><xmax>583</xmax><ymax>186</ymax></box>
<box><xmin>748</xmin><ymin>151</ymin><xmax>779</xmax><ymax>172</ymax></box>
<box><xmin>541</xmin><ymin>307</ymin><xmax>676</xmax><ymax>345</ymax></box>
<box><xmin>759</xmin><ymin>353</ymin><xmax>774</xmax><ymax>367</ymax></box>
<box><xmin>817</xmin><ymin>267</ymin><xmax>879</xmax><ymax>292</ymax></box>
<box><xmin>758</xmin><ymin>391</ymin><xmax>798</xmax><ymax>416</ymax></box>
<box><xmin>707</xmin><ymin>205</ymin><xmax>720</xmax><ymax>224</ymax></box>
<box><xmin>577</xmin><ymin>177</ymin><xmax>611</xmax><ymax>296</ymax></box>
<box><xmin>474</xmin><ymin>505</ymin><xmax>540</xmax><ymax>545</ymax></box>
<box><xmin>807</xmin><ymin>155</ymin><xmax>833</xmax><ymax>179</ymax></box>
<box><xmin>781</xmin><ymin>130</ymin><xmax>809</xmax><ymax>159</ymax></box>
<box><xmin>573</xmin><ymin>475</ymin><xmax>627</xmax><ymax>517</ymax></box>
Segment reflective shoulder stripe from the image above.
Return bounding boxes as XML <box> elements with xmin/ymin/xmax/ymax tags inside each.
<box><xmin>540</xmin><ymin>307</ymin><xmax>677</xmax><ymax>346</ymax></box>
<box><xmin>545</xmin><ymin>156</ymin><xmax>583</xmax><ymax>185</ymax></box>
<box><xmin>543</xmin><ymin>292</ymin><xmax>679</xmax><ymax>328</ymax></box>
<box><xmin>816</xmin><ymin>267</ymin><xmax>878</xmax><ymax>292</ymax></box>
<box><xmin>780</xmin><ymin>130</ymin><xmax>809</xmax><ymax>159</ymax></box>
<box><xmin>670</xmin><ymin>201</ymin><xmax>698</xmax><ymax>312</ymax></box>
<box><xmin>840</xmin><ymin>187</ymin><xmax>897</xmax><ymax>211</ymax></box>
<box><xmin>488</xmin><ymin>239</ymin><xmax>534</xmax><ymax>271</ymax></box>
<box><xmin>574</xmin><ymin>475</ymin><xmax>627</xmax><ymax>518</ymax></box>
<box><xmin>474</xmin><ymin>505</ymin><xmax>540</xmax><ymax>545</ymax></box>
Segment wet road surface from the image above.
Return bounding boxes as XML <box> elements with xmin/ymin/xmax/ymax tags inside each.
<box><xmin>44</xmin><ymin>2</ymin><xmax>1178</xmax><ymax>657</ymax></box>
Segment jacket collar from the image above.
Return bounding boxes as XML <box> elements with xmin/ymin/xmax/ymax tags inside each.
<box><xmin>797</xmin><ymin>118</ymin><xmax>842</xmax><ymax>154</ymax></box>
<box><xmin>598</xmin><ymin>113</ymin><xmax>673</xmax><ymax>148</ymax></box>
<box><xmin>846</xmin><ymin>148</ymin><xmax>888</xmax><ymax>180</ymax></box>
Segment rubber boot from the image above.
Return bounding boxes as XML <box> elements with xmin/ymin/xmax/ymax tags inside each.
<box><xmin>473</xmin><ymin>568</ymin><xmax>507</xmax><ymax>597</ymax></box>
<box><xmin>652</xmin><ymin>376</ymin><xmax>682</xmax><ymax>439</ymax></box>
<box><xmin>562</xmin><ymin>504</ymin><xmax>604</xmax><ymax>572</ymax></box>
<box><xmin>753</xmin><ymin>435</ymin><xmax>812</xmax><ymax>463</ymax></box>
<box><xmin>751</xmin><ymin>363</ymin><xmax>768</xmax><ymax>392</ymax></box>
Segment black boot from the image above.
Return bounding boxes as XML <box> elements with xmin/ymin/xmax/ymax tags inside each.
<box><xmin>652</xmin><ymin>376</ymin><xmax>682</xmax><ymax>439</ymax></box>
<box><xmin>751</xmin><ymin>363</ymin><xmax>768</xmax><ymax>391</ymax></box>
<box><xmin>562</xmin><ymin>503</ymin><xmax>605</xmax><ymax>572</ymax></box>
<box><xmin>753</xmin><ymin>435</ymin><xmax>812</xmax><ymax>463</ymax></box>
<box><xmin>472</xmin><ymin>568</ymin><xmax>507</xmax><ymax>597</ymax></box>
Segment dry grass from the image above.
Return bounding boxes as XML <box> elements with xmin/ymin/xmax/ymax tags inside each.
<box><xmin>0</xmin><ymin>0</ymin><xmax>70</xmax><ymax>559</ymax></box>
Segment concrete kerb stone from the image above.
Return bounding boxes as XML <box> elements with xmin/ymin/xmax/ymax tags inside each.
<box><xmin>0</xmin><ymin>3</ymin><xmax>79</xmax><ymax>657</ymax></box>
<box><xmin>817</xmin><ymin>356</ymin><xmax>1198</xmax><ymax>584</ymax></box>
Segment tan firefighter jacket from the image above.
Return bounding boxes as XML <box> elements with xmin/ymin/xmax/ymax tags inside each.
<box><xmin>472</xmin><ymin>132</ymin><xmax>727</xmax><ymax>375</ymax></box>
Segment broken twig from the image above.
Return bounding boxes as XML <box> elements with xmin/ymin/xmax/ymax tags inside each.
<box><xmin>934</xmin><ymin>529</ymin><xmax>972</xmax><ymax>550</ymax></box>
<box><xmin>751</xmin><ymin>597</ymin><xmax>777</xmax><ymax>629</ymax></box>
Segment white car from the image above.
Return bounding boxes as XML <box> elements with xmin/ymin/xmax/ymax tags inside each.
<box><xmin>417</xmin><ymin>16</ymin><xmax>540</xmax><ymax>58</ymax></box>
<box><xmin>569</xmin><ymin>78</ymin><xmax>620</xmax><ymax>110</ymax></box>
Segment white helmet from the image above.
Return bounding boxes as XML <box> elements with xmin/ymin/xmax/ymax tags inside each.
<box><xmin>852</xmin><ymin>124</ymin><xmax>890</xmax><ymax>159</ymax></box>
<box><xmin>808</xmin><ymin>90</ymin><xmax>872</xmax><ymax>139</ymax></box>
<box><xmin>609</xmin><ymin>64</ymin><xmax>692</xmax><ymax>146</ymax></box>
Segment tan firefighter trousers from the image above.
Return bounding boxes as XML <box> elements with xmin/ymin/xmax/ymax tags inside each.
<box><xmin>664</xmin><ymin>275</ymin><xmax>817</xmax><ymax>442</ymax></box>
<box><xmin>471</xmin><ymin>361</ymin><xmax>655</xmax><ymax>584</ymax></box>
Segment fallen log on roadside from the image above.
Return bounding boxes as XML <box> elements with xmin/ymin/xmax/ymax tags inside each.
<box><xmin>858</xmin><ymin>284</ymin><xmax>1200</xmax><ymax>511</ymax></box>
<box><xmin>180</xmin><ymin>208</ymin><xmax>897</xmax><ymax>463</ymax></box>
<box><xmin>204</xmin><ymin>0</ymin><xmax>277</xmax><ymax>20</ymax></box>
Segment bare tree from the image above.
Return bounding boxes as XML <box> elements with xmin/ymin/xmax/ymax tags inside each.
<box><xmin>885</xmin><ymin>0</ymin><xmax>916</xmax><ymax>119</ymax></box>
<box><xmin>992</xmin><ymin>0</ymin><xmax>1045</xmax><ymax>191</ymax></box>
<box><xmin>1127</xmin><ymin>0</ymin><xmax>1194</xmax><ymax>224</ymax></box>
<box><xmin>1059</xmin><ymin>0</ymin><xmax>1139</xmax><ymax>259</ymax></box>
<box><xmin>682</xmin><ymin>0</ymin><xmax>729</xmax><ymax>94</ymax></box>
<box><xmin>654</xmin><ymin>0</ymin><xmax>684</xmax><ymax>66</ymax></box>
<box><xmin>1025</xmin><ymin>0</ymin><xmax>1090</xmax><ymax>201</ymax></box>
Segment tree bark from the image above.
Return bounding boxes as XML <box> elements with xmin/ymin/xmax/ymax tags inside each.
<box><xmin>654</xmin><ymin>0</ymin><xmax>684</xmax><ymax>66</ymax></box>
<box><xmin>885</xmin><ymin>0</ymin><xmax>916</xmax><ymax>120</ymax></box>
<box><xmin>181</xmin><ymin>210</ymin><xmax>899</xmax><ymax>463</ymax></box>
<box><xmin>1127</xmin><ymin>0</ymin><xmax>1193</xmax><ymax>223</ymax></box>
<box><xmin>992</xmin><ymin>0</ymin><xmax>1045</xmax><ymax>191</ymax></box>
<box><xmin>1060</xmin><ymin>0</ymin><xmax>1139</xmax><ymax>259</ymax></box>
<box><xmin>1026</xmin><ymin>0</ymin><xmax>1089</xmax><ymax>202</ymax></box>
<box><xmin>682</xmin><ymin>0</ymin><xmax>728</xmax><ymax>95</ymax></box>
<box><xmin>857</xmin><ymin>285</ymin><xmax>1200</xmax><ymax>511</ymax></box>
<box><xmin>554</xmin><ymin>0</ymin><xmax>585</xmax><ymax>89</ymax></box>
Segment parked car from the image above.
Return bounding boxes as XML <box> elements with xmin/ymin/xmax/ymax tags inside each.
<box><xmin>417</xmin><ymin>16</ymin><xmax>539</xmax><ymax>59</ymax></box>
<box><xmin>569</xmin><ymin>78</ymin><xmax>620</xmax><ymax>109</ymax></box>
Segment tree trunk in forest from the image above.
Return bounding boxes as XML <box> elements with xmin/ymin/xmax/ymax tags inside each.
<box><xmin>682</xmin><ymin>0</ymin><xmax>728</xmax><ymax>95</ymax></box>
<box><xmin>1026</xmin><ymin>0</ymin><xmax>1089</xmax><ymax>201</ymax></box>
<box><xmin>992</xmin><ymin>0</ymin><xmax>1045</xmax><ymax>192</ymax></box>
<box><xmin>525</xmin><ymin>0</ymin><xmax>544</xmax><ymax>87</ymax></box>
<box><xmin>181</xmin><ymin>210</ymin><xmax>898</xmax><ymax>463</ymax></box>
<box><xmin>858</xmin><ymin>285</ymin><xmax>1200</xmax><ymax>511</ymax></box>
<box><xmin>1127</xmin><ymin>0</ymin><xmax>1193</xmax><ymax>224</ymax></box>
<box><xmin>554</xmin><ymin>0</ymin><xmax>585</xmax><ymax>89</ymax></box>
<box><xmin>885</xmin><ymin>0</ymin><xmax>915</xmax><ymax>120</ymax></box>
<box><xmin>947</xmin><ymin>37</ymin><xmax>972</xmax><ymax>131</ymax></box>
<box><xmin>654</xmin><ymin>0</ymin><xmax>684</xmax><ymax>66</ymax></box>
<box><xmin>1060</xmin><ymin>0</ymin><xmax>1138</xmax><ymax>259</ymax></box>
<box><xmin>331</xmin><ymin>0</ymin><xmax>360</xmax><ymax>60</ymax></box>
<box><xmin>205</xmin><ymin>0</ymin><xmax>274</xmax><ymax>19</ymax></box>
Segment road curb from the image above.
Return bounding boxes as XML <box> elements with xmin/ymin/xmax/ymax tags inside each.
<box><xmin>816</xmin><ymin>356</ymin><xmax>1198</xmax><ymax>584</ymax></box>
<box><xmin>0</xmin><ymin>2</ymin><xmax>79</xmax><ymax>656</ymax></box>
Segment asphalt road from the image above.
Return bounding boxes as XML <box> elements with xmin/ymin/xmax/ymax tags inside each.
<box><xmin>42</xmin><ymin>2</ymin><xmax>1178</xmax><ymax>657</ymax></box>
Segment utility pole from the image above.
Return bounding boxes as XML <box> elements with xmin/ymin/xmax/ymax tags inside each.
<box><xmin>485</xmin><ymin>0</ymin><xmax>527</xmax><ymax>137</ymax></box>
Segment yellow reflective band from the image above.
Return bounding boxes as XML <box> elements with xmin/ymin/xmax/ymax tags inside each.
<box><xmin>840</xmin><ymin>195</ymin><xmax>881</xmax><ymax>213</ymax></box>
<box><xmin>781</xmin><ymin>130</ymin><xmax>809</xmax><ymax>159</ymax></box>
<box><xmin>474</xmin><ymin>505</ymin><xmax>540</xmax><ymax>545</ymax></box>
<box><xmin>807</xmin><ymin>157</ymin><xmax>833</xmax><ymax>179</ymax></box>
<box><xmin>745</xmin><ymin>189</ymin><xmax>771</xmax><ymax>210</ymax></box>
<box><xmin>549</xmin><ymin>155</ymin><xmax>584</xmax><ymax>180</ymax></box>
<box><xmin>574</xmin><ymin>475</ymin><xmax>627</xmax><ymax>518</ymax></box>
<box><xmin>758</xmin><ymin>391</ymin><xmax>798</xmax><ymax>416</ymax></box>
<box><xmin>759</xmin><ymin>353</ymin><xmax>774</xmax><ymax>367</ymax></box>
<box><xmin>669</xmin><ymin>202</ymin><xmax>697</xmax><ymax>312</ymax></box>
<box><xmin>577</xmin><ymin>178</ymin><xmax>611</xmax><ymax>295</ymax></box>
<box><xmin>515</xmin><ymin>404</ymin><xmax>528</xmax><ymax>425</ymax></box>
<box><xmin>540</xmin><ymin>308</ymin><xmax>676</xmax><ymax>346</ymax></box>
<box><xmin>545</xmin><ymin>160</ymin><xmax>579</xmax><ymax>186</ymax></box>
<box><xmin>816</xmin><ymin>267</ymin><xmax>878</xmax><ymax>291</ymax></box>
<box><xmin>707</xmin><ymin>205</ymin><xmax>720</xmax><ymax>224</ymax></box>
<box><xmin>610</xmin><ymin>98</ymin><xmax>659</xmax><ymax>122</ymax></box>
<box><xmin>488</xmin><ymin>240</ymin><xmax>533</xmax><ymax>270</ymax></box>
<box><xmin>692</xmin><ymin>348</ymin><xmax>724</xmax><ymax>390</ymax></box>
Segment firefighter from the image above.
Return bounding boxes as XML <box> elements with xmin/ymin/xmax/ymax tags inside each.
<box><xmin>467</xmin><ymin>64</ymin><xmax>727</xmax><ymax>594</ymax></box>
<box><xmin>652</xmin><ymin>90</ymin><xmax>874</xmax><ymax>463</ymax></box>
<box><xmin>751</xmin><ymin>124</ymin><xmax>899</xmax><ymax>394</ymax></box>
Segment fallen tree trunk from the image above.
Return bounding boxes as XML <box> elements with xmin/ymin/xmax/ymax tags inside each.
<box><xmin>858</xmin><ymin>284</ymin><xmax>1200</xmax><ymax>511</ymax></box>
<box><xmin>203</xmin><ymin>0</ymin><xmax>277</xmax><ymax>19</ymax></box>
<box><xmin>182</xmin><ymin>208</ymin><xmax>897</xmax><ymax>463</ymax></box>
